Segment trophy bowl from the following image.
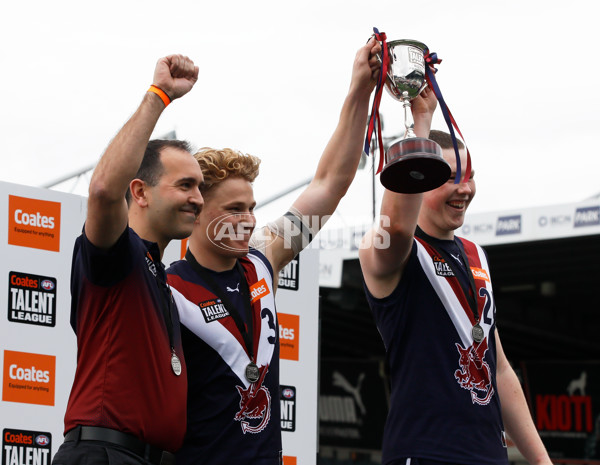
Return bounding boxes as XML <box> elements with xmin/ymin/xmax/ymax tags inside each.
<box><xmin>380</xmin><ymin>39</ymin><xmax>450</xmax><ymax>194</ymax></box>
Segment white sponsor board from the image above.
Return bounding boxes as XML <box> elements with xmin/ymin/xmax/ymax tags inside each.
<box><xmin>276</xmin><ymin>249</ymin><xmax>319</xmax><ymax>464</ymax></box>
<box><xmin>317</xmin><ymin>200</ymin><xmax>600</xmax><ymax>288</ymax></box>
<box><xmin>2</xmin><ymin>181</ymin><xmax>318</xmax><ymax>465</ymax></box>
<box><xmin>1</xmin><ymin>181</ymin><xmax>83</xmax><ymax>465</ymax></box>
<box><xmin>459</xmin><ymin>201</ymin><xmax>600</xmax><ymax>245</ymax></box>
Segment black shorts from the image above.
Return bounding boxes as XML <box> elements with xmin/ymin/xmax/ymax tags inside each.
<box><xmin>52</xmin><ymin>440</ymin><xmax>152</xmax><ymax>465</ymax></box>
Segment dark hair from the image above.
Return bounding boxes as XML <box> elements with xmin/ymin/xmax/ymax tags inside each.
<box><xmin>428</xmin><ymin>130</ymin><xmax>465</xmax><ymax>150</ymax></box>
<box><xmin>125</xmin><ymin>139</ymin><xmax>193</xmax><ymax>204</ymax></box>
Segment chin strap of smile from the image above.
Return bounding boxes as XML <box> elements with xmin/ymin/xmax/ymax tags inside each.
<box><xmin>424</xmin><ymin>50</ymin><xmax>472</xmax><ymax>184</ymax></box>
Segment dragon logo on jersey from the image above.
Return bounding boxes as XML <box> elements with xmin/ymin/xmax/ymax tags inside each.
<box><xmin>234</xmin><ymin>364</ymin><xmax>271</xmax><ymax>434</ymax></box>
<box><xmin>454</xmin><ymin>339</ymin><xmax>494</xmax><ymax>405</ymax></box>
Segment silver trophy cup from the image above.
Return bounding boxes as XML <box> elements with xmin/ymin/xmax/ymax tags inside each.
<box><xmin>380</xmin><ymin>40</ymin><xmax>450</xmax><ymax>194</ymax></box>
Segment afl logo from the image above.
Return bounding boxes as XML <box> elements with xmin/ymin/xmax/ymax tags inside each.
<box><xmin>35</xmin><ymin>435</ymin><xmax>50</xmax><ymax>446</ymax></box>
<box><xmin>282</xmin><ymin>387</ymin><xmax>295</xmax><ymax>399</ymax></box>
<box><xmin>41</xmin><ymin>279</ymin><xmax>55</xmax><ymax>291</ymax></box>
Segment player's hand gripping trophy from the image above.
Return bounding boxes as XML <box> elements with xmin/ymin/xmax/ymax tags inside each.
<box><xmin>377</xmin><ymin>39</ymin><xmax>451</xmax><ymax>193</ymax></box>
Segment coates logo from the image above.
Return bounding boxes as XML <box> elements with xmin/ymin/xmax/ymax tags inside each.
<box><xmin>495</xmin><ymin>215</ymin><xmax>521</xmax><ymax>236</ymax></box>
<box><xmin>2</xmin><ymin>350</ymin><xmax>56</xmax><ymax>406</ymax></box>
<box><xmin>207</xmin><ymin>213</ymin><xmax>275</xmax><ymax>253</ymax></box>
<box><xmin>278</xmin><ymin>313</ymin><xmax>299</xmax><ymax>361</ymax></box>
<box><xmin>8</xmin><ymin>195</ymin><xmax>61</xmax><ymax>252</ymax></box>
<box><xmin>250</xmin><ymin>278</ymin><xmax>270</xmax><ymax>304</ymax></box>
<box><xmin>470</xmin><ymin>267</ymin><xmax>490</xmax><ymax>283</ymax></box>
<box><xmin>234</xmin><ymin>365</ymin><xmax>271</xmax><ymax>434</ymax></box>
<box><xmin>454</xmin><ymin>339</ymin><xmax>494</xmax><ymax>406</ymax></box>
<box><xmin>3</xmin><ymin>428</ymin><xmax>52</xmax><ymax>465</ymax></box>
<box><xmin>574</xmin><ymin>206</ymin><xmax>600</xmax><ymax>228</ymax></box>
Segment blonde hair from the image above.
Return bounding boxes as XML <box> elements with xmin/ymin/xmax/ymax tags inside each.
<box><xmin>194</xmin><ymin>148</ymin><xmax>261</xmax><ymax>193</ymax></box>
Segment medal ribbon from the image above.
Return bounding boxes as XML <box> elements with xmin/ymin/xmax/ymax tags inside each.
<box><xmin>363</xmin><ymin>27</ymin><xmax>389</xmax><ymax>174</ymax></box>
<box><xmin>423</xmin><ymin>51</ymin><xmax>472</xmax><ymax>184</ymax></box>
<box><xmin>145</xmin><ymin>250</ymin><xmax>181</xmax><ymax>372</ymax></box>
<box><xmin>415</xmin><ymin>227</ymin><xmax>480</xmax><ymax>326</ymax></box>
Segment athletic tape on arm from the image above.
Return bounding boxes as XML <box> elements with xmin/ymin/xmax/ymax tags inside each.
<box><xmin>250</xmin><ymin>207</ymin><xmax>321</xmax><ymax>257</ymax></box>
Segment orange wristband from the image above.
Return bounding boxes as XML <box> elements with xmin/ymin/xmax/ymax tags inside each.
<box><xmin>147</xmin><ymin>85</ymin><xmax>171</xmax><ymax>107</ymax></box>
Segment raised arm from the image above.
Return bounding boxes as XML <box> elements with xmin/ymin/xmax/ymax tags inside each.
<box><xmin>495</xmin><ymin>332</ymin><xmax>553</xmax><ymax>465</ymax></box>
<box><xmin>265</xmin><ymin>39</ymin><xmax>381</xmax><ymax>273</ymax></box>
<box><xmin>359</xmin><ymin>86</ymin><xmax>437</xmax><ymax>298</ymax></box>
<box><xmin>85</xmin><ymin>54</ymin><xmax>199</xmax><ymax>249</ymax></box>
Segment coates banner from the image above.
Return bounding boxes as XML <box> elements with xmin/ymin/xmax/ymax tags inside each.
<box><xmin>523</xmin><ymin>361</ymin><xmax>600</xmax><ymax>462</ymax></box>
<box><xmin>319</xmin><ymin>359</ymin><xmax>388</xmax><ymax>450</ymax></box>
<box><xmin>1</xmin><ymin>181</ymin><xmax>85</xmax><ymax>463</ymax></box>
<box><xmin>8</xmin><ymin>195</ymin><xmax>61</xmax><ymax>252</ymax></box>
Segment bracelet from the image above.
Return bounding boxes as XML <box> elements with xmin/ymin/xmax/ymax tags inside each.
<box><xmin>147</xmin><ymin>85</ymin><xmax>171</xmax><ymax>107</ymax></box>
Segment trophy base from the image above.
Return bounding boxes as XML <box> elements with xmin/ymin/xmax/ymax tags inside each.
<box><xmin>380</xmin><ymin>137</ymin><xmax>451</xmax><ymax>194</ymax></box>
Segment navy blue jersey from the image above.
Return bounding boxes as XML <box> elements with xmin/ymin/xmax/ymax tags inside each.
<box><xmin>65</xmin><ymin>227</ymin><xmax>187</xmax><ymax>452</ymax></box>
<box><xmin>168</xmin><ymin>250</ymin><xmax>282</xmax><ymax>465</ymax></box>
<box><xmin>365</xmin><ymin>236</ymin><xmax>508</xmax><ymax>465</ymax></box>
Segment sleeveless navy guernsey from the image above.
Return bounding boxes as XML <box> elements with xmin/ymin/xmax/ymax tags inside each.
<box><xmin>168</xmin><ymin>249</ymin><xmax>281</xmax><ymax>465</ymax></box>
<box><xmin>365</xmin><ymin>235</ymin><xmax>509</xmax><ymax>465</ymax></box>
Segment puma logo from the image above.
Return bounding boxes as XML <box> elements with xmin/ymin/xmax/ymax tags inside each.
<box><xmin>450</xmin><ymin>253</ymin><xmax>462</xmax><ymax>264</ymax></box>
<box><xmin>332</xmin><ymin>371</ymin><xmax>366</xmax><ymax>415</ymax></box>
<box><xmin>227</xmin><ymin>283</ymin><xmax>240</xmax><ymax>293</ymax></box>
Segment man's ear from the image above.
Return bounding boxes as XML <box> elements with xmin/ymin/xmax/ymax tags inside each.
<box><xmin>129</xmin><ymin>179</ymin><xmax>149</xmax><ymax>208</ymax></box>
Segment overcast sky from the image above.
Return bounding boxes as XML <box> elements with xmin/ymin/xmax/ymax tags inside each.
<box><xmin>2</xmin><ymin>0</ymin><xmax>598</xmax><ymax>229</ymax></box>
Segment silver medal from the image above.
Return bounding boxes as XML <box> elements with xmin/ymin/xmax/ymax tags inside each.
<box><xmin>472</xmin><ymin>323</ymin><xmax>484</xmax><ymax>343</ymax></box>
<box><xmin>171</xmin><ymin>352</ymin><xmax>182</xmax><ymax>376</ymax></box>
<box><xmin>245</xmin><ymin>362</ymin><xmax>260</xmax><ymax>383</ymax></box>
